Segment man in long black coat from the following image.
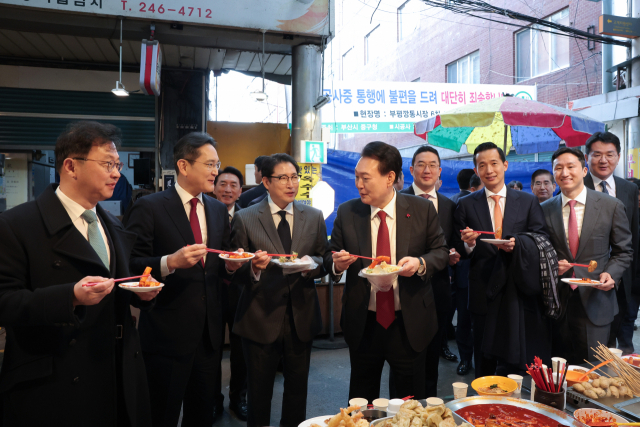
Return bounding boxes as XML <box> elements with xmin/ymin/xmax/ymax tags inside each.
<box><xmin>0</xmin><ymin>121</ymin><xmax>159</xmax><ymax>426</ymax></box>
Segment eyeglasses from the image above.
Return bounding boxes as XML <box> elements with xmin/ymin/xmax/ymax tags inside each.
<box><xmin>73</xmin><ymin>158</ymin><xmax>124</xmax><ymax>172</ymax></box>
<box><xmin>186</xmin><ymin>159</ymin><xmax>222</xmax><ymax>171</ymax></box>
<box><xmin>590</xmin><ymin>152</ymin><xmax>618</xmax><ymax>161</ymax></box>
<box><xmin>414</xmin><ymin>162</ymin><xmax>440</xmax><ymax>171</ymax></box>
<box><xmin>270</xmin><ymin>174</ymin><xmax>300</xmax><ymax>184</ymax></box>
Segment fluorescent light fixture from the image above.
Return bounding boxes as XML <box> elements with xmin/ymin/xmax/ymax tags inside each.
<box><xmin>112</xmin><ymin>81</ymin><xmax>129</xmax><ymax>96</ymax></box>
<box><xmin>251</xmin><ymin>90</ymin><xmax>268</xmax><ymax>102</ymax></box>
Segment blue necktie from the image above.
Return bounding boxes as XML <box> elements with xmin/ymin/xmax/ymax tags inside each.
<box><xmin>600</xmin><ymin>181</ymin><xmax>609</xmax><ymax>195</ymax></box>
<box><xmin>81</xmin><ymin>210</ymin><xmax>109</xmax><ymax>269</ymax></box>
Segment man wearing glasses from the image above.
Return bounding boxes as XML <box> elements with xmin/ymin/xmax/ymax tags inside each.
<box><xmin>230</xmin><ymin>153</ymin><xmax>329</xmax><ymax>427</ymax></box>
<box><xmin>124</xmin><ymin>132</ymin><xmax>247</xmax><ymax>427</ymax></box>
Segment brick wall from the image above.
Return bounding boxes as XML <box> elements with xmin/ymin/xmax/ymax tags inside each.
<box><xmin>326</xmin><ymin>0</ymin><xmax>603</xmax><ymax>154</ymax></box>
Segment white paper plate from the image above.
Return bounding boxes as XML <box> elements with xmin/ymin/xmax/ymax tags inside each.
<box><xmin>271</xmin><ymin>258</ymin><xmax>315</xmax><ymax>269</ymax></box>
<box><xmin>218</xmin><ymin>252</ymin><xmax>254</xmax><ymax>261</ymax></box>
<box><xmin>298</xmin><ymin>415</ymin><xmax>334</xmax><ymax>427</ymax></box>
<box><xmin>481</xmin><ymin>238</ymin><xmax>511</xmax><ymax>245</ymax></box>
<box><xmin>561</xmin><ymin>278</ymin><xmax>601</xmax><ymax>287</ymax></box>
<box><xmin>118</xmin><ymin>282</ymin><xmax>164</xmax><ymax>293</ymax></box>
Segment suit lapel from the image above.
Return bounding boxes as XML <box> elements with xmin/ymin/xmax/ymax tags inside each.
<box><xmin>395</xmin><ymin>194</ymin><xmax>411</xmax><ymax>260</ymax></box>
<box><xmin>549</xmin><ymin>196</ymin><xmax>571</xmax><ymax>260</ymax></box>
<box><xmin>203</xmin><ymin>196</ymin><xmax>220</xmax><ymax>269</ymax></box>
<box><xmin>163</xmin><ymin>186</ymin><xmax>196</xmax><ymax>246</ymax></box>
<box><xmin>257</xmin><ymin>198</ymin><xmax>285</xmax><ymax>254</ymax></box>
<box><xmin>576</xmin><ymin>189</ymin><xmax>601</xmax><ymax>259</ymax></box>
<box><xmin>502</xmin><ymin>188</ymin><xmax>521</xmax><ymax>235</ymax></box>
<box><xmin>584</xmin><ymin>173</ymin><xmax>595</xmax><ymax>191</ymax></box>
<box><xmin>291</xmin><ymin>202</ymin><xmax>307</xmax><ymax>254</ymax></box>
<box><xmin>471</xmin><ymin>190</ymin><xmax>494</xmax><ymax>232</ymax></box>
<box><xmin>353</xmin><ymin>200</ymin><xmax>372</xmax><ymax>269</ymax></box>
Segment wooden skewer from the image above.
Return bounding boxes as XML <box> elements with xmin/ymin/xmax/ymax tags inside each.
<box><xmin>591</xmin><ymin>343</ymin><xmax>640</xmax><ymax>397</ymax></box>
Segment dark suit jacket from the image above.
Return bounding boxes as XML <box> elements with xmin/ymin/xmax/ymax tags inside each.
<box><xmin>541</xmin><ymin>189</ymin><xmax>633</xmax><ymax>326</ymax></box>
<box><xmin>238</xmin><ymin>183</ymin><xmax>267</xmax><ymax>208</ymax></box>
<box><xmin>450</xmin><ymin>190</ymin><xmax>472</xmax><ymax>204</ymax></box>
<box><xmin>230</xmin><ymin>199</ymin><xmax>328</xmax><ymax>344</ymax></box>
<box><xmin>0</xmin><ymin>184</ymin><xmax>151</xmax><ymax>427</ymax></box>
<box><xmin>124</xmin><ymin>185</ymin><xmax>231</xmax><ymax>357</ymax></box>
<box><xmin>324</xmin><ymin>193</ymin><xmax>449</xmax><ymax>353</ymax></box>
<box><xmin>400</xmin><ymin>186</ymin><xmax>455</xmax><ymax>319</ymax></box>
<box><xmin>585</xmin><ymin>173</ymin><xmax>639</xmax><ymax>295</ymax></box>
<box><xmin>452</xmin><ymin>187</ymin><xmax>549</xmax><ymax>315</ymax></box>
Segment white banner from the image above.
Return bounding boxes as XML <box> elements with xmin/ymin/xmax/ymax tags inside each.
<box><xmin>0</xmin><ymin>0</ymin><xmax>331</xmax><ymax>35</ymax></box>
<box><xmin>320</xmin><ymin>81</ymin><xmax>537</xmax><ymax>133</ymax></box>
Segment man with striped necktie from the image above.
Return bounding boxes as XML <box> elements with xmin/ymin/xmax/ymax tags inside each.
<box><xmin>400</xmin><ymin>145</ymin><xmax>459</xmax><ymax>397</ymax></box>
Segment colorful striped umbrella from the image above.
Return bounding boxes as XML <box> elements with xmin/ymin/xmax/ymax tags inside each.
<box><xmin>414</xmin><ymin>96</ymin><xmax>605</xmax><ymax>154</ymax></box>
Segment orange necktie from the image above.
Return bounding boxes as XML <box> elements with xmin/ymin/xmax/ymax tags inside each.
<box><xmin>491</xmin><ymin>195</ymin><xmax>503</xmax><ymax>233</ymax></box>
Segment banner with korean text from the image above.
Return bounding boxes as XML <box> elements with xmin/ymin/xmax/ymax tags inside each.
<box><xmin>320</xmin><ymin>81</ymin><xmax>537</xmax><ymax>134</ymax></box>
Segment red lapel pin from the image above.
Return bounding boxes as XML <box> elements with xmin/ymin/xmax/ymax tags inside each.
<box><xmin>406</xmin><ymin>214</ymin><xmax>411</xmax><ymax>218</ymax></box>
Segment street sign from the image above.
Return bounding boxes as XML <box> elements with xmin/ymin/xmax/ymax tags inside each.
<box><xmin>300</xmin><ymin>140</ymin><xmax>327</xmax><ymax>164</ymax></box>
<box><xmin>599</xmin><ymin>14</ymin><xmax>640</xmax><ymax>39</ymax></box>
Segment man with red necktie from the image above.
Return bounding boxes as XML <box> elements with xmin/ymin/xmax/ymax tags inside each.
<box><xmin>541</xmin><ymin>147</ymin><xmax>632</xmax><ymax>364</ymax></box>
<box><xmin>327</xmin><ymin>142</ymin><xmax>449</xmax><ymax>402</ymax></box>
<box><xmin>124</xmin><ymin>133</ymin><xmax>247</xmax><ymax>427</ymax></box>
<box><xmin>400</xmin><ymin>145</ymin><xmax>459</xmax><ymax>397</ymax></box>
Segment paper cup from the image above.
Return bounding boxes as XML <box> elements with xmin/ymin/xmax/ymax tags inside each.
<box><xmin>349</xmin><ymin>398</ymin><xmax>368</xmax><ymax>409</ymax></box>
<box><xmin>387</xmin><ymin>399</ymin><xmax>404</xmax><ymax>414</ymax></box>
<box><xmin>426</xmin><ymin>397</ymin><xmax>444</xmax><ymax>407</ymax></box>
<box><xmin>507</xmin><ymin>374</ymin><xmax>523</xmax><ymax>391</ymax></box>
<box><xmin>609</xmin><ymin>348</ymin><xmax>623</xmax><ymax>358</ymax></box>
<box><xmin>373</xmin><ymin>398</ymin><xmax>389</xmax><ymax>411</ymax></box>
<box><xmin>452</xmin><ymin>382</ymin><xmax>468</xmax><ymax>399</ymax></box>
<box><xmin>551</xmin><ymin>357</ymin><xmax>566</xmax><ymax>375</ymax></box>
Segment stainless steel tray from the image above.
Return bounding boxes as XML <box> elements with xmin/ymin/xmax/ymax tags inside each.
<box><xmin>444</xmin><ymin>396</ymin><xmax>588</xmax><ymax>427</ymax></box>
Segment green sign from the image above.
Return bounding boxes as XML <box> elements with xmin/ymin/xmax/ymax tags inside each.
<box><xmin>301</xmin><ymin>140</ymin><xmax>327</xmax><ymax>164</ymax></box>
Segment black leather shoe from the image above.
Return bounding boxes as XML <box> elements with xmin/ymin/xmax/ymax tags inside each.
<box><xmin>440</xmin><ymin>345</ymin><xmax>459</xmax><ymax>362</ymax></box>
<box><xmin>213</xmin><ymin>402</ymin><xmax>224</xmax><ymax>421</ymax></box>
<box><xmin>229</xmin><ymin>399</ymin><xmax>248</xmax><ymax>421</ymax></box>
<box><xmin>457</xmin><ymin>360</ymin><xmax>473</xmax><ymax>376</ymax></box>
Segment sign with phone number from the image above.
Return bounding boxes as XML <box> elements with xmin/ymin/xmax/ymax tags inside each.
<box><xmin>0</xmin><ymin>0</ymin><xmax>331</xmax><ymax>35</ymax></box>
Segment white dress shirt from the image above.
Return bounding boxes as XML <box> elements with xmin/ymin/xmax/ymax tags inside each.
<box><xmin>561</xmin><ymin>186</ymin><xmax>587</xmax><ymax>248</ymax></box>
<box><xmin>228</xmin><ymin>204</ymin><xmax>236</xmax><ymax>219</ymax></box>
<box><xmin>56</xmin><ymin>187</ymin><xmax>111</xmax><ymax>265</ymax></box>
<box><xmin>411</xmin><ymin>183</ymin><xmax>438</xmax><ymax>213</ymax></box>
<box><xmin>251</xmin><ymin>195</ymin><xmax>294</xmax><ymax>281</ymax></box>
<box><xmin>465</xmin><ymin>185</ymin><xmax>507</xmax><ymax>253</ymax></box>
<box><xmin>161</xmin><ymin>181</ymin><xmax>208</xmax><ymax>277</ymax></box>
<box><xmin>591</xmin><ymin>172</ymin><xmax>616</xmax><ymax>198</ymax></box>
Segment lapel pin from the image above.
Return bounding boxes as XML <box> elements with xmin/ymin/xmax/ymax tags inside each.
<box><xmin>406</xmin><ymin>214</ymin><xmax>411</xmax><ymax>218</ymax></box>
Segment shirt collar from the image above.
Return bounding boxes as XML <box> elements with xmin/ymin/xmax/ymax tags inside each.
<box><xmin>485</xmin><ymin>185</ymin><xmax>507</xmax><ymax>199</ymax></box>
<box><xmin>561</xmin><ymin>185</ymin><xmax>588</xmax><ymax>207</ymax></box>
<box><xmin>590</xmin><ymin>172</ymin><xmax>615</xmax><ymax>191</ymax></box>
<box><xmin>267</xmin><ymin>194</ymin><xmax>294</xmax><ymax>215</ymax></box>
<box><xmin>411</xmin><ymin>183</ymin><xmax>437</xmax><ymax>201</ymax></box>
<box><xmin>228</xmin><ymin>204</ymin><xmax>236</xmax><ymax>217</ymax></box>
<box><xmin>370</xmin><ymin>191</ymin><xmax>397</xmax><ymax>220</ymax></box>
<box><xmin>55</xmin><ymin>187</ymin><xmax>96</xmax><ymax>222</ymax></box>
<box><xmin>174</xmin><ymin>181</ymin><xmax>203</xmax><ymax>206</ymax></box>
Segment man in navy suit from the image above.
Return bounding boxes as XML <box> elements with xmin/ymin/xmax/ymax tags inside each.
<box><xmin>400</xmin><ymin>145</ymin><xmax>459</xmax><ymax>396</ymax></box>
<box><xmin>124</xmin><ymin>133</ymin><xmax>247</xmax><ymax>427</ymax></box>
<box><xmin>453</xmin><ymin>142</ymin><xmax>548</xmax><ymax>377</ymax></box>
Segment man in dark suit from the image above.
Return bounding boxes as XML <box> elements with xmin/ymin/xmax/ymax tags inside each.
<box><xmin>583</xmin><ymin>132</ymin><xmax>639</xmax><ymax>354</ymax></box>
<box><xmin>230</xmin><ymin>153</ymin><xmax>328</xmax><ymax>427</ymax></box>
<box><xmin>124</xmin><ymin>133</ymin><xmax>246</xmax><ymax>427</ymax></box>
<box><xmin>238</xmin><ymin>155</ymin><xmax>269</xmax><ymax>208</ymax></box>
<box><xmin>449</xmin><ymin>168</ymin><xmax>476</xmax><ymax>375</ymax></box>
<box><xmin>213</xmin><ymin>166</ymin><xmax>247</xmax><ymax>420</ymax></box>
<box><xmin>531</xmin><ymin>169</ymin><xmax>556</xmax><ymax>204</ymax></box>
<box><xmin>0</xmin><ymin>121</ymin><xmax>159</xmax><ymax>426</ymax></box>
<box><xmin>327</xmin><ymin>142</ymin><xmax>449</xmax><ymax>402</ymax></box>
<box><xmin>453</xmin><ymin>142</ymin><xmax>548</xmax><ymax>378</ymax></box>
<box><xmin>400</xmin><ymin>145</ymin><xmax>459</xmax><ymax>397</ymax></box>
<box><xmin>541</xmin><ymin>147</ymin><xmax>633</xmax><ymax>363</ymax></box>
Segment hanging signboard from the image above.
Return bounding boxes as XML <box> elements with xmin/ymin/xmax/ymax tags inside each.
<box><xmin>140</xmin><ymin>40</ymin><xmax>162</xmax><ymax>96</ymax></box>
<box><xmin>599</xmin><ymin>15</ymin><xmax>640</xmax><ymax>39</ymax></box>
<box><xmin>0</xmin><ymin>0</ymin><xmax>332</xmax><ymax>36</ymax></box>
<box><xmin>320</xmin><ymin>81</ymin><xmax>536</xmax><ymax>134</ymax></box>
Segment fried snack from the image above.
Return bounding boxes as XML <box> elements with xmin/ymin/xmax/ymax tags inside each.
<box><xmin>139</xmin><ymin>267</ymin><xmax>152</xmax><ymax>286</ymax></box>
<box><xmin>573</xmin><ymin>383</ymin><xmax>586</xmax><ymax>393</ymax></box>
<box><xmin>495</xmin><ymin>227</ymin><xmax>503</xmax><ymax>240</ymax></box>
<box><xmin>599</xmin><ymin>377</ymin><xmax>611</xmax><ymax>388</ymax></box>
<box><xmin>610</xmin><ymin>385</ymin><xmax>620</xmax><ymax>398</ymax></box>
<box><xmin>588</xmin><ymin>260</ymin><xmax>598</xmax><ymax>272</ymax></box>
<box><xmin>582</xmin><ymin>382</ymin><xmax>593</xmax><ymax>390</ymax></box>
<box><xmin>594</xmin><ymin>387</ymin><xmax>607</xmax><ymax>398</ymax></box>
<box><xmin>584</xmin><ymin>389</ymin><xmax>599</xmax><ymax>399</ymax></box>
<box><xmin>440</xmin><ymin>418</ymin><xmax>456</xmax><ymax>427</ymax></box>
<box><xmin>592</xmin><ymin>378</ymin><xmax>601</xmax><ymax>388</ymax></box>
<box><xmin>355</xmin><ymin>420</ymin><xmax>369</xmax><ymax>427</ymax></box>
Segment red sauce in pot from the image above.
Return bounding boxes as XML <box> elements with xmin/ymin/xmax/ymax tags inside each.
<box><xmin>456</xmin><ymin>404</ymin><xmax>561</xmax><ymax>427</ymax></box>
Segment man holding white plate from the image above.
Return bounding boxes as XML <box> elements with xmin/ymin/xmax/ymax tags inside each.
<box><xmin>541</xmin><ymin>147</ymin><xmax>632</xmax><ymax>364</ymax></box>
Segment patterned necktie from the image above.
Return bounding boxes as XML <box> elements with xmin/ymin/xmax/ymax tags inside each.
<box><xmin>375</xmin><ymin>210</ymin><xmax>395</xmax><ymax>329</ymax></box>
<box><xmin>81</xmin><ymin>210</ymin><xmax>109</xmax><ymax>269</ymax></box>
<box><xmin>567</xmin><ymin>200</ymin><xmax>580</xmax><ymax>290</ymax></box>
<box><xmin>419</xmin><ymin>193</ymin><xmax>430</xmax><ymax>199</ymax></box>
<box><xmin>189</xmin><ymin>198</ymin><xmax>204</xmax><ymax>267</ymax></box>
<box><xmin>600</xmin><ymin>181</ymin><xmax>609</xmax><ymax>195</ymax></box>
<box><xmin>490</xmin><ymin>195</ymin><xmax>503</xmax><ymax>233</ymax></box>
<box><xmin>277</xmin><ymin>211</ymin><xmax>292</xmax><ymax>254</ymax></box>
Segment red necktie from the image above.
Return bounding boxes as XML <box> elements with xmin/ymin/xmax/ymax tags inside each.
<box><xmin>419</xmin><ymin>193</ymin><xmax>430</xmax><ymax>199</ymax></box>
<box><xmin>568</xmin><ymin>200</ymin><xmax>579</xmax><ymax>289</ymax></box>
<box><xmin>189</xmin><ymin>198</ymin><xmax>204</xmax><ymax>267</ymax></box>
<box><xmin>376</xmin><ymin>211</ymin><xmax>395</xmax><ymax>329</ymax></box>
